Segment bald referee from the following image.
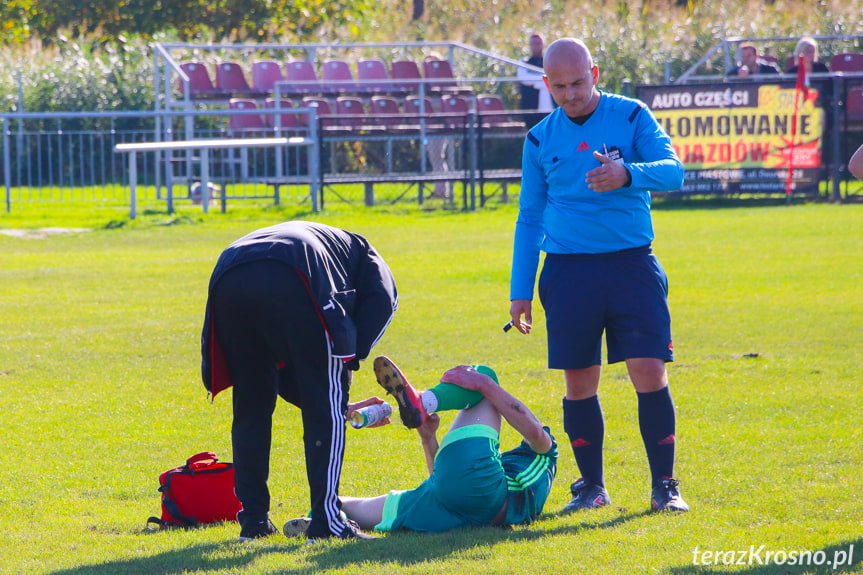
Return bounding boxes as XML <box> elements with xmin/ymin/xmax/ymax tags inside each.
<box><xmin>508</xmin><ymin>38</ymin><xmax>689</xmax><ymax>514</ymax></box>
<box><xmin>201</xmin><ymin>221</ymin><xmax>398</xmax><ymax>540</ymax></box>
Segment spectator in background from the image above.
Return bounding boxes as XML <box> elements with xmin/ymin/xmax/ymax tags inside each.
<box><xmin>726</xmin><ymin>42</ymin><xmax>780</xmax><ymax>77</ymax></box>
<box><xmin>849</xmin><ymin>143</ymin><xmax>863</xmax><ymax>179</ymax></box>
<box><xmin>518</xmin><ymin>33</ymin><xmax>554</xmax><ymax>129</ymax></box>
<box><xmin>786</xmin><ymin>37</ymin><xmax>833</xmax><ymax>168</ymax></box>
<box><xmin>424</xmin><ymin>52</ymin><xmax>454</xmax><ymax>200</ymax></box>
<box><xmin>786</xmin><ymin>36</ymin><xmax>830</xmax><ymax>75</ymax></box>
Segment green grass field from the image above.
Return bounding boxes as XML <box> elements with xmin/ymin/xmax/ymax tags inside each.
<box><xmin>1</xmin><ymin>198</ymin><xmax>861</xmax><ymax>574</ymax></box>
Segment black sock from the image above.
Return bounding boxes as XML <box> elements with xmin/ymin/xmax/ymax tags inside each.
<box><xmin>563</xmin><ymin>395</ymin><xmax>605</xmax><ymax>488</ymax></box>
<box><xmin>637</xmin><ymin>386</ymin><xmax>677</xmax><ymax>487</ymax></box>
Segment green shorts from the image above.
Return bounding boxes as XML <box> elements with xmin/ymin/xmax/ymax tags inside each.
<box><xmin>375</xmin><ymin>424</ymin><xmax>508</xmax><ymax>533</ymax></box>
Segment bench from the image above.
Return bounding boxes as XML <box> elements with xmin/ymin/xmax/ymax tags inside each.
<box><xmin>115</xmin><ymin>137</ymin><xmax>318</xmax><ymax>218</ymax></box>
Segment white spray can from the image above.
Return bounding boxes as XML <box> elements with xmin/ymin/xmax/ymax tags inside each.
<box><xmin>348</xmin><ymin>402</ymin><xmax>393</xmax><ymax>429</ymax></box>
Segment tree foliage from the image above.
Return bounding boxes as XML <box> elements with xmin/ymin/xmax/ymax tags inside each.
<box><xmin>0</xmin><ymin>0</ymin><xmax>374</xmax><ymax>43</ymax></box>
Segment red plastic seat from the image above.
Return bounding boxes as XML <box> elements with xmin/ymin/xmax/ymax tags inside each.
<box><xmin>252</xmin><ymin>60</ymin><xmax>285</xmax><ymax>93</ymax></box>
<box><xmin>300</xmin><ymin>96</ymin><xmax>334</xmax><ymax>127</ymax></box>
<box><xmin>216</xmin><ymin>62</ymin><xmax>259</xmax><ymax>96</ymax></box>
<box><xmin>830</xmin><ymin>53</ymin><xmax>863</xmax><ymax>72</ymax></box>
<box><xmin>263</xmin><ymin>99</ymin><xmax>301</xmax><ymax>129</ymax></box>
<box><xmin>477</xmin><ymin>94</ymin><xmax>524</xmax><ymax>130</ymax></box>
<box><xmin>391</xmin><ymin>60</ymin><xmax>422</xmax><ymax>92</ymax></box>
<box><xmin>423</xmin><ymin>58</ymin><xmax>473</xmax><ymax>94</ymax></box>
<box><xmin>178</xmin><ymin>62</ymin><xmax>221</xmax><ymax>98</ymax></box>
<box><xmin>370</xmin><ymin>96</ymin><xmax>403</xmax><ymax>126</ymax></box>
<box><xmin>357</xmin><ymin>58</ymin><xmax>394</xmax><ymax>93</ymax></box>
<box><xmin>228</xmin><ymin>99</ymin><xmax>266</xmax><ymax>131</ymax></box>
<box><xmin>285</xmin><ymin>60</ymin><xmax>321</xmax><ymax>95</ymax></box>
<box><xmin>404</xmin><ymin>96</ymin><xmax>435</xmax><ymax>122</ymax></box>
<box><xmin>335</xmin><ymin>97</ymin><xmax>367</xmax><ymax>127</ymax></box>
<box><xmin>321</xmin><ymin>59</ymin><xmax>357</xmax><ymax>94</ymax></box>
<box><xmin>846</xmin><ymin>87</ymin><xmax>863</xmax><ymax>124</ymax></box>
<box><xmin>440</xmin><ymin>94</ymin><xmax>469</xmax><ymax>127</ymax></box>
<box><xmin>423</xmin><ymin>58</ymin><xmax>457</xmax><ymax>90</ymax></box>
<box><xmin>476</xmin><ymin>95</ymin><xmax>508</xmax><ymax>124</ymax></box>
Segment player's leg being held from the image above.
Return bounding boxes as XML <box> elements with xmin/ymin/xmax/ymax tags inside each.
<box><xmin>374</xmin><ymin>356</ymin><xmax>495</xmax><ymax>427</ymax></box>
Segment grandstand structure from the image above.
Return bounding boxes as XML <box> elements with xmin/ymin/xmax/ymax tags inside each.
<box><xmin>150</xmin><ymin>41</ymin><xmax>541</xmax><ymax>210</ymax></box>
<box><xmin>5</xmin><ymin>36</ymin><xmax>863</xmax><ymax>214</ymax></box>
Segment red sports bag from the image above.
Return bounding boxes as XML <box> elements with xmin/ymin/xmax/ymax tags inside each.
<box><xmin>146</xmin><ymin>452</ymin><xmax>242</xmax><ymax>528</ymax></box>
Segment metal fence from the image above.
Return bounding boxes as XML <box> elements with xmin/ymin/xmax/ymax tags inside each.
<box><xmin>2</xmin><ymin>101</ymin><xmax>529</xmax><ymax>213</ymax></box>
<box><xmin>1</xmin><ymin>107</ymin><xmax>324</xmax><ymax>213</ymax></box>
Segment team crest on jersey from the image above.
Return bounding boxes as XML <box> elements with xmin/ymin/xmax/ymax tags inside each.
<box><xmin>605</xmin><ymin>145</ymin><xmax>624</xmax><ymax>163</ymax></box>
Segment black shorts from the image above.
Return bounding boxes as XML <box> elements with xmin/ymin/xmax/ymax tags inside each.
<box><xmin>538</xmin><ymin>246</ymin><xmax>674</xmax><ymax>369</ymax></box>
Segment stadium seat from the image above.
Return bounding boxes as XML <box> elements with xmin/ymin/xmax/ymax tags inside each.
<box><xmin>216</xmin><ymin>62</ymin><xmax>263</xmax><ymax>97</ymax></box>
<box><xmin>846</xmin><ymin>87</ymin><xmax>863</xmax><ymax>125</ymax></box>
<box><xmin>404</xmin><ymin>96</ymin><xmax>446</xmax><ymax>132</ymax></box>
<box><xmin>335</xmin><ymin>96</ymin><xmax>367</xmax><ymax>127</ymax></box>
<box><xmin>285</xmin><ymin>60</ymin><xmax>321</xmax><ymax>95</ymax></box>
<box><xmin>423</xmin><ymin>59</ymin><xmax>473</xmax><ymax>94</ymax></box>
<box><xmin>830</xmin><ymin>53</ymin><xmax>863</xmax><ymax>72</ymax></box>
<box><xmin>480</xmin><ymin>95</ymin><xmax>525</xmax><ymax>129</ymax></box>
<box><xmin>357</xmin><ymin>58</ymin><xmax>395</xmax><ymax>94</ymax></box>
<box><xmin>252</xmin><ymin>60</ymin><xmax>285</xmax><ymax>94</ymax></box>
<box><xmin>391</xmin><ymin>59</ymin><xmax>422</xmax><ymax>92</ymax></box>
<box><xmin>440</xmin><ymin>94</ymin><xmax>470</xmax><ymax>127</ymax></box>
<box><xmin>263</xmin><ymin>98</ymin><xmax>302</xmax><ymax>130</ymax></box>
<box><xmin>300</xmin><ymin>96</ymin><xmax>334</xmax><ymax>127</ymax></box>
<box><xmin>321</xmin><ymin>59</ymin><xmax>357</xmax><ymax>94</ymax></box>
<box><xmin>404</xmin><ymin>95</ymin><xmax>435</xmax><ymax>121</ymax></box>
<box><xmin>476</xmin><ymin>95</ymin><xmax>508</xmax><ymax>124</ymax></box>
<box><xmin>476</xmin><ymin>94</ymin><xmax>525</xmax><ymax>131</ymax></box>
<box><xmin>228</xmin><ymin>99</ymin><xmax>267</xmax><ymax>131</ymax></box>
<box><xmin>370</xmin><ymin>96</ymin><xmax>403</xmax><ymax>127</ymax></box>
<box><xmin>178</xmin><ymin>62</ymin><xmax>222</xmax><ymax>98</ymax></box>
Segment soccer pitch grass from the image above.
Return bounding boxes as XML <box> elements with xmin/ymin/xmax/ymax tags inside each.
<box><xmin>0</xmin><ymin>200</ymin><xmax>861</xmax><ymax>574</ymax></box>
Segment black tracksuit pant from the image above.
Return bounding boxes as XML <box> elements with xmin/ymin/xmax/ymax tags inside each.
<box><xmin>210</xmin><ymin>259</ymin><xmax>352</xmax><ymax>538</ymax></box>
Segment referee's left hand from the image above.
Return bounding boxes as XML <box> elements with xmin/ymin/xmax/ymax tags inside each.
<box><xmin>586</xmin><ymin>151</ymin><xmax>629</xmax><ymax>193</ymax></box>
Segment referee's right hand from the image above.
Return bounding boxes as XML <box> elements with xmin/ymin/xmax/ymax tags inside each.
<box><xmin>509</xmin><ymin>299</ymin><xmax>533</xmax><ymax>335</ymax></box>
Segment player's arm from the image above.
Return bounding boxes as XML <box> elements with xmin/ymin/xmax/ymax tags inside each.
<box><xmin>440</xmin><ymin>366</ymin><xmax>553</xmax><ymax>454</ymax></box>
<box><xmin>416</xmin><ymin>414</ymin><xmax>440</xmax><ymax>475</ymax></box>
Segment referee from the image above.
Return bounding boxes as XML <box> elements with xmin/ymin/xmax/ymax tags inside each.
<box><xmin>201</xmin><ymin>221</ymin><xmax>398</xmax><ymax>540</ymax></box>
<box><xmin>509</xmin><ymin>38</ymin><xmax>689</xmax><ymax>513</ymax></box>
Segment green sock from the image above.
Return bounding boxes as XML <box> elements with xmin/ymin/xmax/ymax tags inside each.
<box><xmin>428</xmin><ymin>364</ymin><xmax>500</xmax><ymax>412</ymax></box>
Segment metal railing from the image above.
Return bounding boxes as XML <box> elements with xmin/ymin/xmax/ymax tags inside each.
<box><xmin>2</xmin><ymin>101</ymin><xmax>529</xmax><ymax>213</ymax></box>
<box><xmin>2</xmin><ymin>107</ymin><xmax>322</xmax><ymax>213</ymax></box>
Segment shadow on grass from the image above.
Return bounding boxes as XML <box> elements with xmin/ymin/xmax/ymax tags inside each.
<box><xmin>45</xmin><ymin>511</ymin><xmax>648</xmax><ymax>575</ymax></box>
<box><xmin>667</xmin><ymin>538</ymin><xmax>861</xmax><ymax>574</ymax></box>
<box><xmin>46</xmin><ymin>541</ymin><xmax>286</xmax><ymax>575</ymax></box>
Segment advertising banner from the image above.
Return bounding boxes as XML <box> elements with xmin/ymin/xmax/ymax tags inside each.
<box><xmin>636</xmin><ymin>83</ymin><xmax>823</xmax><ymax>194</ymax></box>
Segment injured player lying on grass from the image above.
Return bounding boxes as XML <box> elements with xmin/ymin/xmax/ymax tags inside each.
<box><xmin>284</xmin><ymin>357</ymin><xmax>559</xmax><ymax>539</ymax></box>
